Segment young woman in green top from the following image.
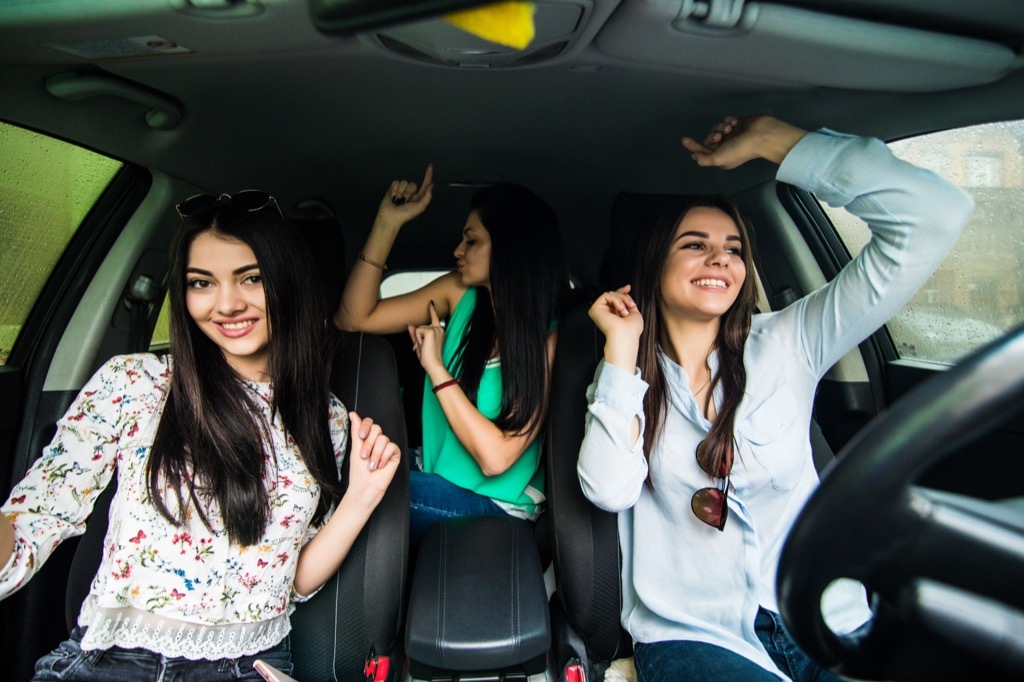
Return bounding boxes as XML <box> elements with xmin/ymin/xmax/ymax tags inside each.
<box><xmin>336</xmin><ymin>165</ymin><xmax>570</xmax><ymax>543</ymax></box>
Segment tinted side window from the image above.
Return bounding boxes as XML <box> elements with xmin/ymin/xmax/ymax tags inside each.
<box><xmin>0</xmin><ymin>122</ymin><xmax>123</xmax><ymax>364</ymax></box>
<box><xmin>822</xmin><ymin>120</ymin><xmax>1024</xmax><ymax>364</ymax></box>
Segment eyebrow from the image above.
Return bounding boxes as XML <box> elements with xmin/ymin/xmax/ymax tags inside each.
<box><xmin>186</xmin><ymin>264</ymin><xmax>260</xmax><ymax>276</ymax></box>
<box><xmin>675</xmin><ymin>230</ymin><xmax>742</xmax><ymax>243</ymax></box>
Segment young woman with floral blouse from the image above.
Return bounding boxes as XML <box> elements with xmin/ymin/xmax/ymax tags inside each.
<box><xmin>0</xmin><ymin>193</ymin><xmax>401</xmax><ymax>680</ymax></box>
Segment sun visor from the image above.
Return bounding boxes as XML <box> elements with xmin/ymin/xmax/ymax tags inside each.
<box><xmin>595</xmin><ymin>0</ymin><xmax>1018</xmax><ymax>91</ymax></box>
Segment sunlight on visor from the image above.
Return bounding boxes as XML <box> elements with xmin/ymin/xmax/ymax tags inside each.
<box><xmin>443</xmin><ymin>1</ymin><xmax>536</xmax><ymax>49</ymax></box>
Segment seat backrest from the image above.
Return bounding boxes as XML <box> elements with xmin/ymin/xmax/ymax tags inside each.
<box><xmin>545</xmin><ymin>193</ymin><xmax>698</xmax><ymax>667</ymax></box>
<box><xmin>546</xmin><ymin>303</ymin><xmax>632</xmax><ymax>665</ymax></box>
<box><xmin>291</xmin><ymin>330</ymin><xmax>409</xmax><ymax>681</ymax></box>
<box><xmin>290</xmin><ymin>215</ymin><xmax>410</xmax><ymax>681</ymax></box>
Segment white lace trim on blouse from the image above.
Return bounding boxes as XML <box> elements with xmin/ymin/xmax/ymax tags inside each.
<box><xmin>78</xmin><ymin>598</ymin><xmax>291</xmax><ymax>659</ymax></box>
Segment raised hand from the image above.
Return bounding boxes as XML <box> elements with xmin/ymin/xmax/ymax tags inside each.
<box><xmin>681</xmin><ymin>115</ymin><xmax>808</xmax><ymax>169</ymax></box>
<box><xmin>347</xmin><ymin>411</ymin><xmax>400</xmax><ymax>509</ymax></box>
<box><xmin>590</xmin><ymin>285</ymin><xmax>644</xmax><ymax>371</ymax></box>
<box><xmin>376</xmin><ymin>163</ymin><xmax>435</xmax><ymax>227</ymax></box>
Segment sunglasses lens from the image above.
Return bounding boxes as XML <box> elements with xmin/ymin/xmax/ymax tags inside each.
<box><xmin>691</xmin><ymin>487</ymin><xmax>728</xmax><ymax>531</ymax></box>
<box><xmin>176</xmin><ymin>194</ymin><xmax>218</xmax><ymax>218</ymax></box>
<box><xmin>695</xmin><ymin>439</ymin><xmax>733</xmax><ymax>479</ymax></box>
<box><xmin>231</xmin><ymin>190</ymin><xmax>272</xmax><ymax>212</ymax></box>
<box><xmin>695</xmin><ymin>439</ymin><xmax>713</xmax><ymax>477</ymax></box>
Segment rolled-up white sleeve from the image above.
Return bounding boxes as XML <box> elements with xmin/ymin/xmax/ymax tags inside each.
<box><xmin>577</xmin><ymin>360</ymin><xmax>650</xmax><ymax>512</ymax></box>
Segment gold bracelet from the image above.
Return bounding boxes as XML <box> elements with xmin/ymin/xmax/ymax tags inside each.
<box><xmin>358</xmin><ymin>252</ymin><xmax>387</xmax><ymax>271</ymax></box>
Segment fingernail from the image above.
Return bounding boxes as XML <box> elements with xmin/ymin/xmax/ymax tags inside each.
<box><xmin>369</xmin><ymin>461</ymin><xmax>376</xmax><ymax>471</ymax></box>
<box><xmin>361</xmin><ymin>448</ymin><xmax>370</xmax><ymax>459</ymax></box>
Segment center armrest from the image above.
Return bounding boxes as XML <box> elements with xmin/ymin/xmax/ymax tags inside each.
<box><xmin>405</xmin><ymin>515</ymin><xmax>551</xmax><ymax>673</ymax></box>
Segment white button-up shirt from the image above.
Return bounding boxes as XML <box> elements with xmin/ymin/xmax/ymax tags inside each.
<box><xmin>577</xmin><ymin>130</ymin><xmax>973</xmax><ymax>678</ymax></box>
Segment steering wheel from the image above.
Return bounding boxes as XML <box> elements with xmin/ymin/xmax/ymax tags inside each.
<box><xmin>777</xmin><ymin>325</ymin><xmax>1024</xmax><ymax>682</ymax></box>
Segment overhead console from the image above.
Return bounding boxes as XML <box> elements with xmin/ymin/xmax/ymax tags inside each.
<box><xmin>361</xmin><ymin>0</ymin><xmax>597</xmax><ymax>68</ymax></box>
<box><xmin>594</xmin><ymin>0</ymin><xmax>1021</xmax><ymax>91</ymax></box>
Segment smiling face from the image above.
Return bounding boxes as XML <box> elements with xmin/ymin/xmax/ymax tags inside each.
<box><xmin>185</xmin><ymin>230</ymin><xmax>270</xmax><ymax>381</ymax></box>
<box><xmin>658</xmin><ymin>206</ymin><xmax>747</xmax><ymax>323</ymax></box>
<box><xmin>453</xmin><ymin>210</ymin><xmax>493</xmax><ymax>288</ymax></box>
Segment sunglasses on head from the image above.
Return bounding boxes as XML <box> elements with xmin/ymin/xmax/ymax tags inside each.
<box><xmin>176</xmin><ymin>190</ymin><xmax>281</xmax><ymax>220</ymax></box>
<box><xmin>691</xmin><ymin>439</ymin><xmax>734</xmax><ymax>532</ymax></box>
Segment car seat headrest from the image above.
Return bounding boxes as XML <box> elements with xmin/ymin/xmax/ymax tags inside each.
<box><xmin>292</xmin><ymin>216</ymin><xmax>347</xmax><ymax>316</ymax></box>
<box><xmin>598</xmin><ymin>192</ymin><xmax>702</xmax><ymax>291</ymax></box>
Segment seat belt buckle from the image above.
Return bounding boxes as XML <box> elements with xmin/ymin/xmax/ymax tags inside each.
<box><xmin>364</xmin><ymin>647</ymin><xmax>391</xmax><ymax>682</ymax></box>
<box><xmin>562</xmin><ymin>657</ymin><xmax>586</xmax><ymax>682</ymax></box>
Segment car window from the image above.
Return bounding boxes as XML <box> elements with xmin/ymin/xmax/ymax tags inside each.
<box><xmin>150</xmin><ymin>295</ymin><xmax>172</xmax><ymax>350</ymax></box>
<box><xmin>0</xmin><ymin>121</ymin><xmax>123</xmax><ymax>364</ymax></box>
<box><xmin>821</xmin><ymin>119</ymin><xmax>1024</xmax><ymax>364</ymax></box>
<box><xmin>381</xmin><ymin>269</ymin><xmax>450</xmax><ymax>298</ymax></box>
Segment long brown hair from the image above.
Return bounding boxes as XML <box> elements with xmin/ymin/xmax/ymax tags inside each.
<box><xmin>632</xmin><ymin>196</ymin><xmax>759</xmax><ymax>485</ymax></box>
<box><xmin>148</xmin><ymin>203</ymin><xmax>343</xmax><ymax>546</ymax></box>
<box><xmin>451</xmin><ymin>184</ymin><xmax>569</xmax><ymax>435</ymax></box>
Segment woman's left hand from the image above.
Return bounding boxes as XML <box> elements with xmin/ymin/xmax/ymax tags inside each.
<box><xmin>347</xmin><ymin>412</ymin><xmax>401</xmax><ymax>509</ymax></box>
<box><xmin>407</xmin><ymin>300</ymin><xmax>446</xmax><ymax>375</ymax></box>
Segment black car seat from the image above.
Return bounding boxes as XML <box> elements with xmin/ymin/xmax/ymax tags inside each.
<box><xmin>546</xmin><ymin>302</ymin><xmax>631</xmax><ymax>681</ymax></box>
<box><xmin>546</xmin><ymin>192</ymin><xmax>837</xmax><ymax>680</ymax></box>
<box><xmin>291</xmin><ymin>215</ymin><xmax>411</xmax><ymax>681</ymax></box>
<box><xmin>65</xmin><ymin>215</ymin><xmax>410</xmax><ymax>682</ymax></box>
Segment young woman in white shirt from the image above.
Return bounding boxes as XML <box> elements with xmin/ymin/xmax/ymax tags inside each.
<box><xmin>579</xmin><ymin>115</ymin><xmax>973</xmax><ymax>681</ymax></box>
<box><xmin>0</xmin><ymin>193</ymin><xmax>401</xmax><ymax>680</ymax></box>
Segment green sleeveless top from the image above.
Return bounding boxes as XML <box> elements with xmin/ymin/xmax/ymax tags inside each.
<box><xmin>420</xmin><ymin>287</ymin><xmax>544</xmax><ymax>519</ymax></box>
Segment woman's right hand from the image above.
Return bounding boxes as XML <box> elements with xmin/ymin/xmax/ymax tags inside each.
<box><xmin>375</xmin><ymin>163</ymin><xmax>434</xmax><ymax>228</ymax></box>
<box><xmin>590</xmin><ymin>285</ymin><xmax>644</xmax><ymax>370</ymax></box>
<box><xmin>590</xmin><ymin>285</ymin><xmax>644</xmax><ymax>337</ymax></box>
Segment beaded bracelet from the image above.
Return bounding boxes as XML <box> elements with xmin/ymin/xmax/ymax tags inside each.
<box><xmin>432</xmin><ymin>379</ymin><xmax>460</xmax><ymax>394</ymax></box>
<box><xmin>358</xmin><ymin>252</ymin><xmax>387</xmax><ymax>271</ymax></box>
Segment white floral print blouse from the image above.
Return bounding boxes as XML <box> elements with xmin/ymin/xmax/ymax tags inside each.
<box><xmin>0</xmin><ymin>353</ymin><xmax>349</xmax><ymax>659</ymax></box>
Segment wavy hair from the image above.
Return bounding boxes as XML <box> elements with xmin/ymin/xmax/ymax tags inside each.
<box><xmin>451</xmin><ymin>184</ymin><xmax>570</xmax><ymax>435</ymax></box>
<box><xmin>632</xmin><ymin>196</ymin><xmax>759</xmax><ymax>485</ymax></box>
<box><xmin>148</xmin><ymin>202</ymin><xmax>342</xmax><ymax>546</ymax></box>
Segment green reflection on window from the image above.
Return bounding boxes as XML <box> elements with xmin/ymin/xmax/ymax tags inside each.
<box><xmin>0</xmin><ymin>122</ymin><xmax>123</xmax><ymax>364</ymax></box>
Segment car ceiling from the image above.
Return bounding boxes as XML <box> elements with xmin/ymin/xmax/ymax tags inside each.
<box><xmin>1</xmin><ymin>0</ymin><xmax>1023</xmax><ymax>281</ymax></box>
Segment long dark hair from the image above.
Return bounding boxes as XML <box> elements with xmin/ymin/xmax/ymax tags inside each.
<box><xmin>148</xmin><ymin>202</ymin><xmax>343</xmax><ymax>546</ymax></box>
<box><xmin>451</xmin><ymin>184</ymin><xmax>569</xmax><ymax>435</ymax></box>
<box><xmin>633</xmin><ymin>196</ymin><xmax>759</xmax><ymax>485</ymax></box>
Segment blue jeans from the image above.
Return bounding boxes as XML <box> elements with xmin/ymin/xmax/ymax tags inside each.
<box><xmin>409</xmin><ymin>469</ymin><xmax>508</xmax><ymax>547</ymax></box>
<box><xmin>33</xmin><ymin>626</ymin><xmax>293</xmax><ymax>681</ymax></box>
<box><xmin>633</xmin><ymin>608</ymin><xmax>847</xmax><ymax>682</ymax></box>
